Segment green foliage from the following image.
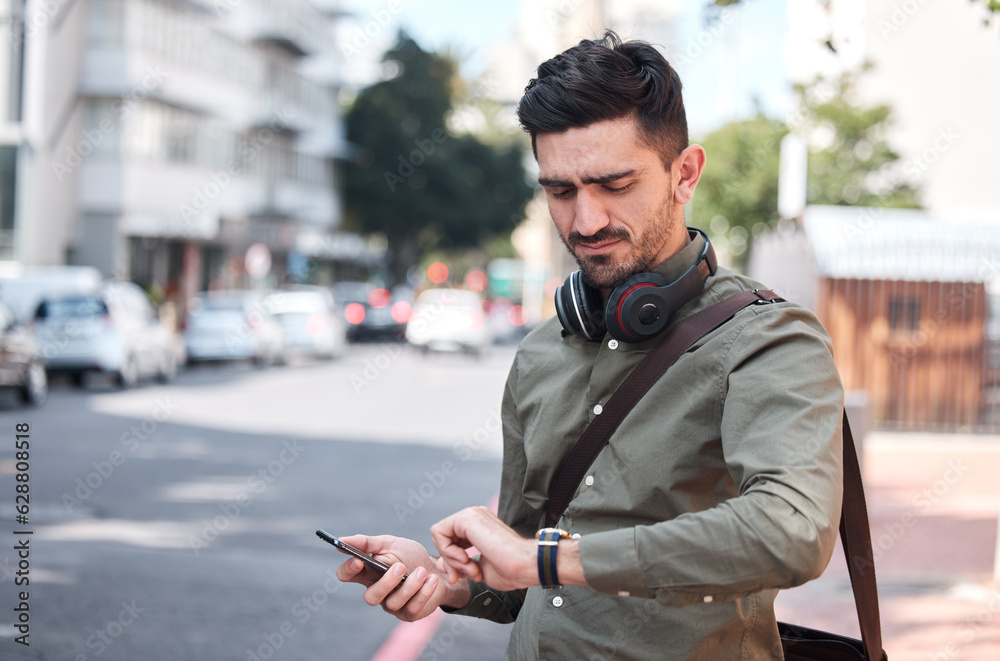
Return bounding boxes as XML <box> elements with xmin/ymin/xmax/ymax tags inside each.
<box><xmin>342</xmin><ymin>33</ymin><xmax>535</xmax><ymax>284</ymax></box>
<box><xmin>691</xmin><ymin>115</ymin><xmax>788</xmax><ymax>267</ymax></box>
<box><xmin>692</xmin><ymin>66</ymin><xmax>922</xmax><ymax>270</ymax></box>
<box><xmin>795</xmin><ymin>70</ymin><xmax>920</xmax><ymax>209</ymax></box>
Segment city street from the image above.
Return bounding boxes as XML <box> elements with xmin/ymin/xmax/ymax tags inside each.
<box><xmin>0</xmin><ymin>344</ymin><xmax>516</xmax><ymax>661</ymax></box>
<box><xmin>2</xmin><ymin>342</ymin><xmax>1000</xmax><ymax>660</ymax></box>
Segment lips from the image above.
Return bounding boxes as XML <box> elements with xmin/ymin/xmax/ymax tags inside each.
<box><xmin>577</xmin><ymin>239</ymin><xmax>623</xmax><ymax>254</ymax></box>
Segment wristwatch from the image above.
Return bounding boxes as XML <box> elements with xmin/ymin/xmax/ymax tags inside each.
<box><xmin>536</xmin><ymin>527</ymin><xmax>572</xmax><ymax>588</ymax></box>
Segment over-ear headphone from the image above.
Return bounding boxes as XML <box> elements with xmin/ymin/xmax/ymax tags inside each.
<box><xmin>555</xmin><ymin>227</ymin><xmax>717</xmax><ymax>343</ymax></box>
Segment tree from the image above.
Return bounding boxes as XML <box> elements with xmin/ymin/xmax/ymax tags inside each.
<box><xmin>342</xmin><ymin>33</ymin><xmax>535</xmax><ymax>284</ymax></box>
<box><xmin>692</xmin><ymin>67</ymin><xmax>920</xmax><ymax>270</ymax></box>
<box><xmin>794</xmin><ymin>68</ymin><xmax>920</xmax><ymax>209</ymax></box>
<box><xmin>690</xmin><ymin>114</ymin><xmax>788</xmax><ymax>267</ymax></box>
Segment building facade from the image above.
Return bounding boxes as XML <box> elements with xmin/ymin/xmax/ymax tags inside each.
<box><xmin>0</xmin><ymin>0</ymin><xmax>346</xmax><ymax>311</ymax></box>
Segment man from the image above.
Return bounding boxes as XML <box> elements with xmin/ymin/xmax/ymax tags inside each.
<box><xmin>336</xmin><ymin>32</ymin><xmax>844</xmax><ymax>659</ymax></box>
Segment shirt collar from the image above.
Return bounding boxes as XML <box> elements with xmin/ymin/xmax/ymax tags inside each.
<box><xmin>649</xmin><ymin>228</ymin><xmax>707</xmax><ymax>283</ymax></box>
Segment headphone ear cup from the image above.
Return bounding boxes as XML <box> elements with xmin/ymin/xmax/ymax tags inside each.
<box><xmin>555</xmin><ymin>271</ymin><xmax>606</xmax><ymax>340</ymax></box>
<box><xmin>605</xmin><ymin>273</ymin><xmax>671</xmax><ymax>342</ymax></box>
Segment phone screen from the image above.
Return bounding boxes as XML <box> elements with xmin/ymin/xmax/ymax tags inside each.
<box><xmin>316</xmin><ymin>530</ymin><xmax>408</xmax><ymax>580</ymax></box>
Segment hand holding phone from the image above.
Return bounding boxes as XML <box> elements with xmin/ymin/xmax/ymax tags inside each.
<box><xmin>316</xmin><ymin>529</ymin><xmax>409</xmax><ymax>581</ymax></box>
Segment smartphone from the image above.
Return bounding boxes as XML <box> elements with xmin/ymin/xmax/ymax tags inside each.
<box><xmin>316</xmin><ymin>529</ymin><xmax>408</xmax><ymax>580</ymax></box>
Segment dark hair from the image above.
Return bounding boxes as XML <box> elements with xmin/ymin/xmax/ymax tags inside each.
<box><xmin>516</xmin><ymin>31</ymin><xmax>688</xmax><ymax>166</ymax></box>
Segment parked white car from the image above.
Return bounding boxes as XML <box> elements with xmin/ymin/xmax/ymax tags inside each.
<box><xmin>32</xmin><ymin>280</ymin><xmax>178</xmax><ymax>388</ymax></box>
<box><xmin>405</xmin><ymin>289</ymin><xmax>492</xmax><ymax>356</ymax></box>
<box><xmin>183</xmin><ymin>290</ymin><xmax>286</xmax><ymax>365</ymax></box>
<box><xmin>264</xmin><ymin>287</ymin><xmax>347</xmax><ymax>360</ymax></box>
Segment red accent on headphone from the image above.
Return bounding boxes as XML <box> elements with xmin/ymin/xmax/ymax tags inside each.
<box><xmin>614</xmin><ymin>282</ymin><xmax>657</xmax><ymax>339</ymax></box>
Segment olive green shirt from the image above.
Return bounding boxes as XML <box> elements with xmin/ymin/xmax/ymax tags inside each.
<box><xmin>451</xmin><ymin>234</ymin><xmax>844</xmax><ymax>660</ymax></box>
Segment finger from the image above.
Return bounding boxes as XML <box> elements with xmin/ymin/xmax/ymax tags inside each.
<box><xmin>438</xmin><ymin>552</ymin><xmax>483</xmax><ymax>584</ymax></box>
<box><xmin>383</xmin><ymin>565</ymin><xmax>428</xmax><ymax>613</ymax></box>
<box><xmin>336</xmin><ymin>558</ymin><xmax>368</xmax><ymax>584</ymax></box>
<box><xmin>362</xmin><ymin>562</ymin><xmax>408</xmax><ymax>607</ymax></box>
<box><xmin>398</xmin><ymin>572</ymin><xmax>440</xmax><ymax>620</ymax></box>
<box><xmin>337</xmin><ymin>534</ymin><xmax>371</xmax><ymax>551</ymax></box>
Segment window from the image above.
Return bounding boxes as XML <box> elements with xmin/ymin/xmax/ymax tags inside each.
<box><xmin>88</xmin><ymin>0</ymin><xmax>124</xmax><ymax>46</ymax></box>
<box><xmin>889</xmin><ymin>296</ymin><xmax>921</xmax><ymax>333</ymax></box>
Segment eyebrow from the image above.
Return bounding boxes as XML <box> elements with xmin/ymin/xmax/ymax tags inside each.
<box><xmin>538</xmin><ymin>168</ymin><xmax>638</xmax><ymax>188</ymax></box>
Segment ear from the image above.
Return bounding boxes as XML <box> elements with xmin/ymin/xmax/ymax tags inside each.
<box><xmin>672</xmin><ymin>144</ymin><xmax>706</xmax><ymax>205</ymax></box>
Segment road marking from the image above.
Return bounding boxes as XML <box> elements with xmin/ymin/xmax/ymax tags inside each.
<box><xmin>370</xmin><ymin>493</ymin><xmax>500</xmax><ymax>661</ymax></box>
<box><xmin>370</xmin><ymin>608</ymin><xmax>445</xmax><ymax>661</ymax></box>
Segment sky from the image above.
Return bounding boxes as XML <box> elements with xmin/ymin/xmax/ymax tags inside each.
<box><xmin>333</xmin><ymin>0</ymin><xmax>792</xmax><ymax>137</ymax></box>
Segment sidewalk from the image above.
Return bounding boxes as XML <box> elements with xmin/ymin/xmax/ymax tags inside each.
<box><xmin>774</xmin><ymin>432</ymin><xmax>1000</xmax><ymax>660</ymax></box>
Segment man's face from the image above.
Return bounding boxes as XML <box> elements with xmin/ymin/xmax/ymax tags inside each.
<box><xmin>537</xmin><ymin>117</ymin><xmax>681</xmax><ymax>290</ymax></box>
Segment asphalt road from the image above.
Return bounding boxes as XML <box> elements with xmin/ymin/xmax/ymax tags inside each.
<box><xmin>0</xmin><ymin>344</ymin><xmax>518</xmax><ymax>661</ymax></box>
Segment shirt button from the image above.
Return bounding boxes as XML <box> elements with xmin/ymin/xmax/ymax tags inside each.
<box><xmin>593</xmin><ymin>404</ymin><xmax>603</xmax><ymax>415</ymax></box>
<box><xmin>552</xmin><ymin>596</ymin><xmax>564</xmax><ymax>608</ymax></box>
<box><xmin>608</xmin><ymin>339</ymin><xmax>619</xmax><ymax>350</ymax></box>
<box><xmin>483</xmin><ymin>597</ymin><xmax>493</xmax><ymax>606</ymax></box>
<box><xmin>703</xmin><ymin>595</ymin><xmax>714</xmax><ymax>603</ymax></box>
<box><xmin>584</xmin><ymin>475</ymin><xmax>594</xmax><ymax>486</ymax></box>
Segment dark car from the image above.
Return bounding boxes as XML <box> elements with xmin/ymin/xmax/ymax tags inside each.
<box><xmin>0</xmin><ymin>300</ymin><xmax>47</xmax><ymax>406</ymax></box>
<box><xmin>333</xmin><ymin>282</ymin><xmax>412</xmax><ymax>342</ymax></box>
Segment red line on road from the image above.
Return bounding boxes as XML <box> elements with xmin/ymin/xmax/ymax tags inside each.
<box><xmin>369</xmin><ymin>493</ymin><xmax>500</xmax><ymax>661</ymax></box>
<box><xmin>370</xmin><ymin>608</ymin><xmax>445</xmax><ymax>661</ymax></box>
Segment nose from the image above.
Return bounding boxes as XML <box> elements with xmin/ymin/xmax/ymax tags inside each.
<box><xmin>573</xmin><ymin>188</ymin><xmax>610</xmax><ymax>237</ymax></box>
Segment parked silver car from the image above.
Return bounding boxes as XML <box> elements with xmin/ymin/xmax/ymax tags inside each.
<box><xmin>264</xmin><ymin>287</ymin><xmax>347</xmax><ymax>360</ymax></box>
<box><xmin>32</xmin><ymin>280</ymin><xmax>179</xmax><ymax>388</ymax></box>
<box><xmin>183</xmin><ymin>290</ymin><xmax>286</xmax><ymax>365</ymax></box>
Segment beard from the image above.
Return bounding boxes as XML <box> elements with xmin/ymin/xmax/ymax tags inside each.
<box><xmin>559</xmin><ymin>200</ymin><xmax>677</xmax><ymax>290</ymax></box>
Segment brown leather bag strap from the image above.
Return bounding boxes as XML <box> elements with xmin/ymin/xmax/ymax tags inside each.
<box><xmin>544</xmin><ymin>289</ymin><xmax>780</xmax><ymax>528</ymax></box>
<box><xmin>840</xmin><ymin>413</ymin><xmax>885</xmax><ymax>659</ymax></box>
<box><xmin>544</xmin><ymin>290</ymin><xmax>885</xmax><ymax>660</ymax></box>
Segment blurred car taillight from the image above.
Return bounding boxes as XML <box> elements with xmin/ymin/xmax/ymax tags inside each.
<box><xmin>391</xmin><ymin>301</ymin><xmax>411</xmax><ymax>323</ymax></box>
<box><xmin>306</xmin><ymin>312</ymin><xmax>329</xmax><ymax>336</ymax></box>
<box><xmin>368</xmin><ymin>288</ymin><xmax>391</xmax><ymax>309</ymax></box>
<box><xmin>345</xmin><ymin>302</ymin><xmax>366</xmax><ymax>325</ymax></box>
